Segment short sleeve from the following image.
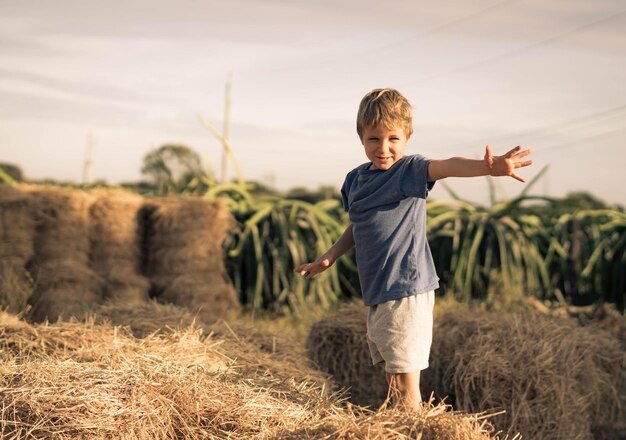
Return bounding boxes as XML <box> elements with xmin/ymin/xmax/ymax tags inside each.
<box><xmin>399</xmin><ymin>155</ymin><xmax>435</xmax><ymax>199</ymax></box>
<box><xmin>340</xmin><ymin>174</ymin><xmax>351</xmax><ymax>212</ymax></box>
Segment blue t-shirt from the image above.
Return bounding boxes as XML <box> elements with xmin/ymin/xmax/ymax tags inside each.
<box><xmin>340</xmin><ymin>154</ymin><xmax>439</xmax><ymax>306</ymax></box>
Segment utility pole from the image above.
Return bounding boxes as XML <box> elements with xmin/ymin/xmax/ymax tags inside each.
<box><xmin>221</xmin><ymin>72</ymin><xmax>233</xmax><ymax>183</ymax></box>
<box><xmin>82</xmin><ymin>133</ymin><xmax>94</xmax><ymax>185</ymax></box>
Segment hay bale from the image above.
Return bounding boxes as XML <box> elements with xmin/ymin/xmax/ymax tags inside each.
<box><xmin>88</xmin><ymin>189</ymin><xmax>143</xmax><ymax>271</ymax></box>
<box><xmin>0</xmin><ymin>184</ymin><xmax>34</xmax><ymax>264</ymax></box>
<box><xmin>157</xmin><ymin>273</ymin><xmax>239</xmax><ymax>324</ymax></box>
<box><xmin>141</xmin><ymin>196</ymin><xmax>240</xmax><ymax>317</ymax></box>
<box><xmin>26</xmin><ymin>258</ymin><xmax>103</xmax><ymax>322</ymax></box>
<box><xmin>98</xmin><ymin>268</ymin><xmax>150</xmax><ymax>304</ymax></box>
<box><xmin>428</xmin><ymin>307</ymin><xmax>624</xmax><ymax>439</ymax></box>
<box><xmin>24</xmin><ymin>185</ymin><xmax>92</xmax><ymax>264</ymax></box>
<box><xmin>307</xmin><ymin>303</ymin><xmax>387</xmax><ymax>408</ymax></box>
<box><xmin>88</xmin><ymin>189</ymin><xmax>149</xmax><ymax>303</ymax></box>
<box><xmin>308</xmin><ymin>302</ymin><xmax>624</xmax><ymax>439</ymax></box>
<box><xmin>93</xmin><ymin>300</ymin><xmax>329</xmax><ymax>390</ymax></box>
<box><xmin>19</xmin><ymin>185</ymin><xmax>103</xmax><ymax>322</ymax></box>
<box><xmin>593</xmin><ymin>303</ymin><xmax>626</xmax><ymax>350</ymax></box>
<box><xmin>209</xmin><ymin>318</ymin><xmax>335</xmax><ymax>391</ymax></box>
<box><xmin>93</xmin><ymin>299</ymin><xmax>201</xmax><ymax>338</ymax></box>
<box><xmin>0</xmin><ymin>185</ymin><xmax>35</xmax><ymax>312</ymax></box>
<box><xmin>0</xmin><ymin>262</ymin><xmax>34</xmax><ymax>313</ymax></box>
<box><xmin>30</xmin><ymin>258</ymin><xmax>103</xmax><ymax>293</ymax></box>
<box><xmin>28</xmin><ymin>285</ymin><xmax>100</xmax><ymax>324</ymax></box>
<box><xmin>142</xmin><ymin>196</ymin><xmax>233</xmax><ymax>278</ymax></box>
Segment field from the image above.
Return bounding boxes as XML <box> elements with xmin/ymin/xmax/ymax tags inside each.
<box><xmin>0</xmin><ymin>183</ymin><xmax>625</xmax><ymax>439</ymax></box>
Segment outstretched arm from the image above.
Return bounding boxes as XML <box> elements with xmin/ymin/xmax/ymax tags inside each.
<box><xmin>428</xmin><ymin>145</ymin><xmax>533</xmax><ymax>182</ymax></box>
<box><xmin>294</xmin><ymin>223</ymin><xmax>355</xmax><ymax>280</ymax></box>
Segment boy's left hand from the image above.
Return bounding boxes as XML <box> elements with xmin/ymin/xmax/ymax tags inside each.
<box><xmin>485</xmin><ymin>145</ymin><xmax>533</xmax><ymax>183</ymax></box>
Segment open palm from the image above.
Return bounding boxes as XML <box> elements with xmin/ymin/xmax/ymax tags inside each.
<box><xmin>484</xmin><ymin>145</ymin><xmax>533</xmax><ymax>183</ymax></box>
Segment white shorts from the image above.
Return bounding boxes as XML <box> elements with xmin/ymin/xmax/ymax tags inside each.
<box><xmin>366</xmin><ymin>291</ymin><xmax>435</xmax><ymax>374</ymax></box>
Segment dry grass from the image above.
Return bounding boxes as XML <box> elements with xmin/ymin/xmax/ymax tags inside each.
<box><xmin>0</xmin><ymin>309</ymin><xmax>507</xmax><ymax>439</ymax></box>
<box><xmin>93</xmin><ymin>299</ymin><xmax>201</xmax><ymax>338</ymax></box>
<box><xmin>274</xmin><ymin>401</ymin><xmax>512</xmax><ymax>440</ymax></box>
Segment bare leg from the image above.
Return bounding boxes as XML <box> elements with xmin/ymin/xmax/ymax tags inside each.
<box><xmin>386</xmin><ymin>371</ymin><xmax>422</xmax><ymax>411</ymax></box>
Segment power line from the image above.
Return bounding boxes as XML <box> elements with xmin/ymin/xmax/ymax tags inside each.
<box><xmin>265</xmin><ymin>0</ymin><xmax>521</xmax><ymax>74</ymax></box>
<box><xmin>532</xmin><ymin>126</ymin><xmax>624</xmax><ymax>153</ymax></box>
<box><xmin>447</xmin><ymin>104</ymin><xmax>626</xmax><ymax>153</ymax></box>
<box><xmin>360</xmin><ymin>0</ymin><xmax>521</xmax><ymax>55</ymax></box>
<box><xmin>412</xmin><ymin>8</ymin><xmax>626</xmax><ymax>84</ymax></box>
<box><xmin>291</xmin><ymin>7</ymin><xmax>625</xmax><ymax>108</ymax></box>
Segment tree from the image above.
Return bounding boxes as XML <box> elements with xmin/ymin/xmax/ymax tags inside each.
<box><xmin>141</xmin><ymin>144</ymin><xmax>206</xmax><ymax>195</ymax></box>
<box><xmin>0</xmin><ymin>163</ymin><xmax>24</xmax><ymax>183</ymax></box>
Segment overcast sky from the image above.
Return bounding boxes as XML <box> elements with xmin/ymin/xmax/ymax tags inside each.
<box><xmin>1</xmin><ymin>0</ymin><xmax>624</xmax><ymax>206</ymax></box>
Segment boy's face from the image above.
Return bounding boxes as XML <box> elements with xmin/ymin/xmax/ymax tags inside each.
<box><xmin>360</xmin><ymin>124</ymin><xmax>410</xmax><ymax>170</ymax></box>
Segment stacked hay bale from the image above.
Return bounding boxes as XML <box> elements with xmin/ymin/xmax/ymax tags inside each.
<box><xmin>88</xmin><ymin>189</ymin><xmax>149</xmax><ymax>304</ymax></box>
<box><xmin>24</xmin><ymin>185</ymin><xmax>102</xmax><ymax>322</ymax></box>
<box><xmin>308</xmin><ymin>302</ymin><xmax>624</xmax><ymax>439</ymax></box>
<box><xmin>307</xmin><ymin>303</ymin><xmax>387</xmax><ymax>408</ymax></box>
<box><xmin>142</xmin><ymin>196</ymin><xmax>240</xmax><ymax>323</ymax></box>
<box><xmin>0</xmin><ymin>185</ymin><xmax>35</xmax><ymax>313</ymax></box>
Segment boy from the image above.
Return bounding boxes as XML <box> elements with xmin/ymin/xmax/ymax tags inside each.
<box><xmin>294</xmin><ymin>88</ymin><xmax>532</xmax><ymax>411</ymax></box>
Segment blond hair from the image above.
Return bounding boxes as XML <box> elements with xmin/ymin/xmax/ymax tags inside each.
<box><xmin>356</xmin><ymin>88</ymin><xmax>413</xmax><ymax>139</ymax></box>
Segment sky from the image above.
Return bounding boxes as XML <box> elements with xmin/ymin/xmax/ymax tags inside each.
<box><xmin>1</xmin><ymin>0</ymin><xmax>625</xmax><ymax>206</ymax></box>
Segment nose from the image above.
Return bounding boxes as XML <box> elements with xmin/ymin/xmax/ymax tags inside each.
<box><xmin>380</xmin><ymin>140</ymin><xmax>391</xmax><ymax>153</ymax></box>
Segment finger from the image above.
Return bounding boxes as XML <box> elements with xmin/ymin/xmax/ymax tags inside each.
<box><xmin>306</xmin><ymin>270</ymin><xmax>321</xmax><ymax>280</ymax></box>
<box><xmin>514</xmin><ymin>160</ymin><xmax>533</xmax><ymax>168</ymax></box>
<box><xmin>504</xmin><ymin>145</ymin><xmax>523</xmax><ymax>158</ymax></box>
<box><xmin>512</xmin><ymin>148</ymin><xmax>532</xmax><ymax>160</ymax></box>
<box><xmin>294</xmin><ymin>263</ymin><xmax>311</xmax><ymax>276</ymax></box>
<box><xmin>307</xmin><ymin>260</ymin><xmax>330</xmax><ymax>279</ymax></box>
<box><xmin>511</xmin><ymin>172</ymin><xmax>526</xmax><ymax>183</ymax></box>
<box><xmin>485</xmin><ymin>145</ymin><xmax>494</xmax><ymax>167</ymax></box>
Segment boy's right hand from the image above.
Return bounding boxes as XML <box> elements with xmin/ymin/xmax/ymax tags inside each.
<box><xmin>294</xmin><ymin>256</ymin><xmax>333</xmax><ymax>280</ymax></box>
